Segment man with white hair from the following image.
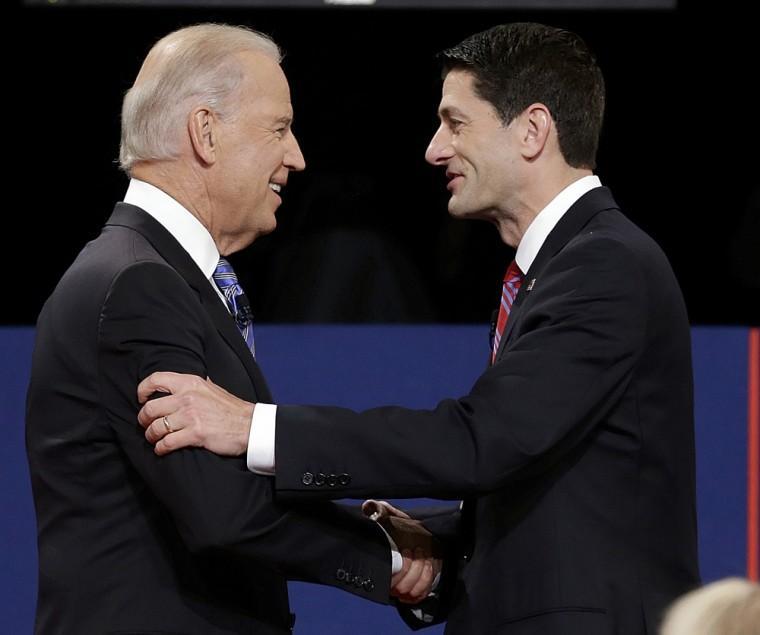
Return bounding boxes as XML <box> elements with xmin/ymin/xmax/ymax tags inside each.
<box><xmin>26</xmin><ymin>24</ymin><xmax>435</xmax><ymax>634</ymax></box>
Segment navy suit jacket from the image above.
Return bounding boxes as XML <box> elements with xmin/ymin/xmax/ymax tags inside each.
<box><xmin>273</xmin><ymin>188</ymin><xmax>700</xmax><ymax>634</ymax></box>
<box><xmin>26</xmin><ymin>203</ymin><xmax>391</xmax><ymax>634</ymax></box>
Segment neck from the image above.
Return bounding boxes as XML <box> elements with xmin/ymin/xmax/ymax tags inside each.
<box><xmin>494</xmin><ymin>166</ymin><xmax>593</xmax><ymax>248</ymax></box>
<box><xmin>131</xmin><ymin>161</ymin><xmax>216</xmax><ymax>239</ymax></box>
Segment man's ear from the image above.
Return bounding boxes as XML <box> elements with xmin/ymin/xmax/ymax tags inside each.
<box><xmin>188</xmin><ymin>107</ymin><xmax>217</xmax><ymax>166</ymax></box>
<box><xmin>520</xmin><ymin>102</ymin><xmax>552</xmax><ymax>161</ymax></box>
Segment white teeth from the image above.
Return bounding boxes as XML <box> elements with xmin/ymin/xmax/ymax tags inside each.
<box><xmin>269</xmin><ymin>183</ymin><xmax>281</xmax><ymax>193</ymax></box>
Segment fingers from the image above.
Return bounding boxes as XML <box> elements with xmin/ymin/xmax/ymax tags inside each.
<box><xmin>391</xmin><ymin>549</ymin><xmax>415</xmax><ymax>592</ymax></box>
<box><xmin>391</xmin><ymin>548</ymin><xmax>437</xmax><ymax>604</ymax></box>
<box><xmin>154</xmin><ymin>428</ymin><xmax>198</xmax><ymax>456</ymax></box>
<box><xmin>363</xmin><ymin>499</ymin><xmax>411</xmax><ymax>521</ymax></box>
<box><xmin>144</xmin><ymin>414</ymin><xmax>177</xmax><ymax>444</ymax></box>
<box><xmin>391</xmin><ymin>549</ymin><xmax>412</xmax><ymax>588</ymax></box>
<box><xmin>137</xmin><ymin>393</ymin><xmax>183</xmax><ymax>429</ymax></box>
<box><xmin>408</xmin><ymin>558</ymin><xmax>435</xmax><ymax>600</ymax></box>
<box><xmin>384</xmin><ymin>502</ymin><xmax>411</xmax><ymax>519</ymax></box>
<box><xmin>136</xmin><ymin>372</ymin><xmax>254</xmax><ymax>457</ymax></box>
<box><xmin>137</xmin><ymin>371</ymin><xmax>204</xmax><ymax>404</ymax></box>
<box><xmin>363</xmin><ymin>500</ymin><xmax>385</xmax><ymax>520</ymax></box>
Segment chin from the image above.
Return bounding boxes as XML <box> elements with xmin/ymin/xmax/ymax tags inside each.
<box><xmin>448</xmin><ymin>200</ymin><xmax>488</xmax><ymax>223</ymax></box>
<box><xmin>447</xmin><ymin>199</ymin><xmax>469</xmax><ymax>219</ymax></box>
<box><xmin>258</xmin><ymin>216</ymin><xmax>278</xmax><ymax>237</ymax></box>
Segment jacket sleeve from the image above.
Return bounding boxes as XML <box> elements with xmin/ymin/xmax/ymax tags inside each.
<box><xmin>97</xmin><ymin>261</ymin><xmax>392</xmax><ymax>604</ymax></box>
<box><xmin>274</xmin><ymin>235</ymin><xmax>648</xmax><ymax>501</ymax></box>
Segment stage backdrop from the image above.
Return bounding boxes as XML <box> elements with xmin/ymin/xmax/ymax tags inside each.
<box><xmin>2</xmin><ymin>325</ymin><xmax>757</xmax><ymax>633</ymax></box>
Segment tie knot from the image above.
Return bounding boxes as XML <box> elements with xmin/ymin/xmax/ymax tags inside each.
<box><xmin>213</xmin><ymin>257</ymin><xmax>239</xmax><ymax>290</ymax></box>
<box><xmin>211</xmin><ymin>257</ymin><xmax>256</xmax><ymax>357</ymax></box>
<box><xmin>503</xmin><ymin>260</ymin><xmax>523</xmax><ymax>285</ymax></box>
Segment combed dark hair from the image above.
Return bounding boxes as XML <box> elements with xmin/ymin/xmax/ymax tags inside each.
<box><xmin>440</xmin><ymin>22</ymin><xmax>605</xmax><ymax>169</ymax></box>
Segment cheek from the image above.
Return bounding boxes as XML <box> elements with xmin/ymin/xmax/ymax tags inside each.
<box><xmin>246</xmin><ymin>149</ymin><xmax>281</xmax><ymax>184</ymax></box>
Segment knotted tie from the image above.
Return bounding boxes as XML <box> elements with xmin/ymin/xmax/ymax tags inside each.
<box><xmin>491</xmin><ymin>260</ymin><xmax>523</xmax><ymax>365</ymax></box>
<box><xmin>212</xmin><ymin>257</ymin><xmax>255</xmax><ymax>358</ymax></box>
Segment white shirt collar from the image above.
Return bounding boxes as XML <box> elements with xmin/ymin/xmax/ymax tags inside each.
<box><xmin>515</xmin><ymin>175</ymin><xmax>602</xmax><ymax>274</ymax></box>
<box><xmin>123</xmin><ymin>178</ymin><xmax>220</xmax><ymax>281</ymax></box>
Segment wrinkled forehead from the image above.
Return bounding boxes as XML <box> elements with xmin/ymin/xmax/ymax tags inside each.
<box><xmin>237</xmin><ymin>51</ymin><xmax>295</xmax><ymax>121</ymax></box>
<box><xmin>238</xmin><ymin>50</ymin><xmax>291</xmax><ymax>100</ymax></box>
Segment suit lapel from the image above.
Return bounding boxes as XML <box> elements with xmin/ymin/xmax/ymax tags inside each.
<box><xmin>106</xmin><ymin>203</ymin><xmax>273</xmax><ymax>402</ymax></box>
<box><xmin>495</xmin><ymin>187</ymin><xmax>621</xmax><ymax>360</ymax></box>
<box><xmin>200</xmin><ymin>284</ymin><xmax>274</xmax><ymax>402</ymax></box>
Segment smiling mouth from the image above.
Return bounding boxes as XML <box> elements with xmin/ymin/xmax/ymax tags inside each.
<box><xmin>446</xmin><ymin>174</ymin><xmax>463</xmax><ymax>191</ymax></box>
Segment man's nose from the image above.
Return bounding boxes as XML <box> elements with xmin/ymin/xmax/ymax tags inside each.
<box><xmin>425</xmin><ymin>124</ymin><xmax>453</xmax><ymax>166</ymax></box>
<box><xmin>285</xmin><ymin>131</ymin><xmax>306</xmax><ymax>172</ymax></box>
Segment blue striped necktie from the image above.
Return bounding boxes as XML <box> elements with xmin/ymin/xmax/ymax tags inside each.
<box><xmin>212</xmin><ymin>258</ymin><xmax>255</xmax><ymax>358</ymax></box>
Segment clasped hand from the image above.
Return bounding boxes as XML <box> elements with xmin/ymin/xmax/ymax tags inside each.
<box><xmin>136</xmin><ymin>374</ymin><xmax>443</xmax><ymax>604</ymax></box>
<box><xmin>364</xmin><ymin>500</ymin><xmax>443</xmax><ymax>605</ymax></box>
<box><xmin>137</xmin><ymin>372</ymin><xmax>252</xmax><ymax>456</ymax></box>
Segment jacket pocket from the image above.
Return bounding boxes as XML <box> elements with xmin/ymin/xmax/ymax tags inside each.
<box><xmin>495</xmin><ymin>606</ymin><xmax>611</xmax><ymax>635</ymax></box>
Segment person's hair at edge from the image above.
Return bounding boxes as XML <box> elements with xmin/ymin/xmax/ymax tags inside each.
<box><xmin>660</xmin><ymin>577</ymin><xmax>760</xmax><ymax>635</ymax></box>
<box><xmin>439</xmin><ymin>22</ymin><xmax>605</xmax><ymax>170</ymax></box>
<box><xmin>119</xmin><ymin>23</ymin><xmax>281</xmax><ymax>174</ymax></box>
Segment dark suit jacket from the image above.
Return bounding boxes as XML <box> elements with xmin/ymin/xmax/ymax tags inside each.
<box><xmin>26</xmin><ymin>203</ymin><xmax>391</xmax><ymax>634</ymax></box>
<box><xmin>273</xmin><ymin>188</ymin><xmax>700</xmax><ymax>634</ymax></box>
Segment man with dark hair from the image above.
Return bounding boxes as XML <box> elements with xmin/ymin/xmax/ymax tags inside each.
<box><xmin>139</xmin><ymin>23</ymin><xmax>700</xmax><ymax>633</ymax></box>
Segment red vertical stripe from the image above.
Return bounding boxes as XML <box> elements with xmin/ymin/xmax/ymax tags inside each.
<box><xmin>748</xmin><ymin>328</ymin><xmax>760</xmax><ymax>581</ymax></box>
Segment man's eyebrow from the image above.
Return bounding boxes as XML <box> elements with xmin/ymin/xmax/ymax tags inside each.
<box><xmin>438</xmin><ymin>105</ymin><xmax>465</xmax><ymax>119</ymax></box>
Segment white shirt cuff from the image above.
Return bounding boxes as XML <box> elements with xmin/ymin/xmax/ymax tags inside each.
<box><xmin>375</xmin><ymin>521</ymin><xmax>403</xmax><ymax>574</ymax></box>
<box><xmin>247</xmin><ymin>403</ymin><xmax>277</xmax><ymax>474</ymax></box>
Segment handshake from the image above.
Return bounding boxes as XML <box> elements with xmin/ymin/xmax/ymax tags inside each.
<box><xmin>135</xmin><ymin>374</ymin><xmax>444</xmax><ymax>605</ymax></box>
<box><xmin>362</xmin><ymin>500</ymin><xmax>444</xmax><ymax>605</ymax></box>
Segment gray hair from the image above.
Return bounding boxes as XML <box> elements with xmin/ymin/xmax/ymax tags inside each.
<box><xmin>119</xmin><ymin>23</ymin><xmax>281</xmax><ymax>173</ymax></box>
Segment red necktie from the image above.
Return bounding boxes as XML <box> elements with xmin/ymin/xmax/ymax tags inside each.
<box><xmin>491</xmin><ymin>260</ymin><xmax>523</xmax><ymax>364</ymax></box>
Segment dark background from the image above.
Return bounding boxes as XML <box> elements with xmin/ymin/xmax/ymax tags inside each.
<box><xmin>16</xmin><ymin>3</ymin><xmax>759</xmax><ymax>326</ymax></box>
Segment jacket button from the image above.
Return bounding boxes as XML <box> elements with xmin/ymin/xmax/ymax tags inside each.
<box><xmin>327</xmin><ymin>473</ymin><xmax>338</xmax><ymax>487</ymax></box>
<box><xmin>362</xmin><ymin>578</ymin><xmax>375</xmax><ymax>593</ymax></box>
<box><xmin>315</xmin><ymin>472</ymin><xmax>326</xmax><ymax>486</ymax></box>
<box><xmin>352</xmin><ymin>575</ymin><xmax>363</xmax><ymax>588</ymax></box>
<box><xmin>335</xmin><ymin>568</ymin><xmax>347</xmax><ymax>582</ymax></box>
<box><xmin>338</xmin><ymin>473</ymin><xmax>351</xmax><ymax>486</ymax></box>
<box><xmin>301</xmin><ymin>472</ymin><xmax>314</xmax><ymax>486</ymax></box>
